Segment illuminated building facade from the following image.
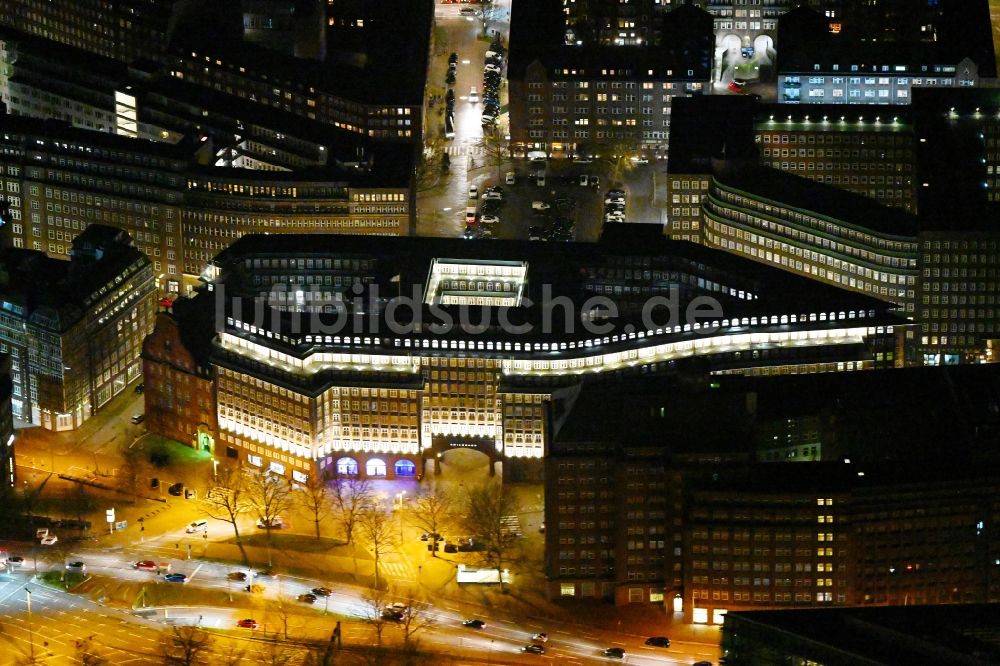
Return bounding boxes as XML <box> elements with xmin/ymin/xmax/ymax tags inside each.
<box><xmin>508</xmin><ymin>0</ymin><xmax>713</xmax><ymax>158</ymax></box>
<box><xmin>0</xmin><ymin>353</ymin><xmax>13</xmax><ymax>490</ymax></box>
<box><xmin>0</xmin><ymin>225</ymin><xmax>155</xmax><ymax>430</ymax></box>
<box><xmin>776</xmin><ymin>4</ymin><xmax>996</xmax><ymax>106</ymax></box>
<box><xmin>545</xmin><ymin>365</ymin><xmax>1000</xmax><ymax>610</ymax></box>
<box><xmin>0</xmin><ymin>115</ymin><xmax>414</xmax><ymax>293</ymax></box>
<box><xmin>142</xmin><ymin>303</ymin><xmax>218</xmax><ymax>453</ymax></box>
<box><xmin>702</xmin><ymin>165</ymin><xmax>920</xmax><ymax>323</ymax></box>
<box><xmin>666</xmin><ymin>92</ymin><xmax>1000</xmax><ymax>365</ymax></box>
<box><xmin>168</xmin><ymin>227</ymin><xmax>900</xmax><ymax>482</ymax></box>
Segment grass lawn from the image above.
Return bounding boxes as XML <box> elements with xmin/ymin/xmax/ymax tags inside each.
<box><xmin>229</xmin><ymin>532</ymin><xmax>349</xmax><ymax>554</ymax></box>
<box><xmin>36</xmin><ymin>571</ymin><xmax>87</xmax><ymax>590</ymax></box>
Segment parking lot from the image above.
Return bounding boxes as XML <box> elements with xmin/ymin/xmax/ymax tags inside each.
<box><xmin>463</xmin><ymin>157</ymin><xmax>656</xmax><ymax>243</ymax></box>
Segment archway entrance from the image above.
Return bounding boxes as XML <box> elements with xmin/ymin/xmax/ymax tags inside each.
<box><xmin>753</xmin><ymin>35</ymin><xmax>774</xmax><ymax>64</ymax></box>
<box><xmin>424</xmin><ymin>435</ymin><xmax>501</xmax><ymax>479</ymax></box>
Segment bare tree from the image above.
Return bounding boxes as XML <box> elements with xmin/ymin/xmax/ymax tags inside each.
<box><xmin>358</xmin><ymin>505</ymin><xmax>396</xmax><ymax>590</ymax></box>
<box><xmin>199</xmin><ymin>465</ymin><xmax>251</xmax><ymax>564</ymax></box>
<box><xmin>477</xmin><ymin>126</ymin><xmax>509</xmax><ymax>186</ymax></box>
<box><xmin>118</xmin><ymin>443</ymin><xmax>148</xmax><ymax>504</ymax></box>
<box><xmin>360</xmin><ymin>585</ymin><xmax>392</xmax><ymax>646</ymax></box>
<box><xmin>399</xmin><ymin>598</ymin><xmax>435</xmax><ymax>653</ymax></box>
<box><xmin>255</xmin><ymin>635</ymin><xmax>295</xmax><ymax>666</ymax></box>
<box><xmin>160</xmin><ymin>626</ymin><xmax>212</xmax><ymax>666</ymax></box>
<box><xmin>216</xmin><ymin>643</ymin><xmax>246</xmax><ymax>666</ymax></box>
<box><xmin>407</xmin><ymin>486</ymin><xmax>454</xmax><ymax>558</ymax></box>
<box><xmin>461</xmin><ymin>482</ymin><xmax>520</xmax><ymax>593</ymax></box>
<box><xmin>296</xmin><ymin>469</ymin><xmax>333</xmax><ymax>540</ymax></box>
<box><xmin>597</xmin><ymin>142</ymin><xmax>639</xmax><ymax>186</ymax></box>
<box><xmin>246</xmin><ymin>469</ymin><xmax>294</xmax><ymax>566</ymax></box>
<box><xmin>331</xmin><ymin>477</ymin><xmax>375</xmax><ymax>546</ymax></box>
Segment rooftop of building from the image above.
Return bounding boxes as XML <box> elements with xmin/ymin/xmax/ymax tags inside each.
<box><xmin>724</xmin><ymin>604</ymin><xmax>1000</xmax><ymax>665</ymax></box>
<box><xmin>0</xmin><ymin>115</ymin><xmax>200</xmax><ymax>165</ymax></box>
<box><xmin>910</xmin><ymin>88</ymin><xmax>1000</xmax><ymax>232</ymax></box>
<box><xmin>712</xmin><ymin>163</ymin><xmax>921</xmax><ymax>240</ymax></box>
<box><xmin>551</xmin><ymin>363</ymin><xmax>1000</xmax><ymax>463</ymax></box>
<box><xmin>776</xmin><ymin>2</ymin><xmax>997</xmax><ymax>78</ymax></box>
<box><xmin>206</xmin><ymin>224</ymin><xmax>898</xmax><ymax>352</ymax></box>
<box><xmin>169</xmin><ymin>0</ymin><xmax>433</xmax><ymax>106</ymax></box>
<box><xmin>507</xmin><ymin>0</ymin><xmax>713</xmax><ymax>81</ymax></box>
<box><xmin>0</xmin><ymin>225</ymin><xmax>149</xmax><ymax>331</ymax></box>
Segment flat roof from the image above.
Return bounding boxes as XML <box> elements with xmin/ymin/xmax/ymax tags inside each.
<box><xmin>725</xmin><ymin>604</ymin><xmax>1000</xmax><ymax>665</ymax></box>
<box><xmin>713</xmin><ymin>164</ymin><xmax>920</xmax><ymax>239</ymax></box>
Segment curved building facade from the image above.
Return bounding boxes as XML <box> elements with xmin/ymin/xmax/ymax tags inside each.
<box><xmin>171</xmin><ymin>228</ymin><xmax>901</xmax><ymax>482</ymax></box>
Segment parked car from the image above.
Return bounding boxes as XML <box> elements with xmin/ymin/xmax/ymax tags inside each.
<box><xmin>579</xmin><ymin>174</ymin><xmax>590</xmax><ymax>186</ymax></box>
<box><xmin>164</xmin><ymin>573</ymin><xmax>187</xmax><ymax>583</ymax></box>
<box><xmin>186</xmin><ymin>519</ymin><xmax>208</xmax><ymax>533</ymax></box>
<box><xmin>572</xmin><ymin>155</ymin><xmax>593</xmax><ymax>164</ymax></box>
<box><xmin>237</xmin><ymin>619</ymin><xmax>258</xmax><ymax>629</ymax></box>
<box><xmin>603</xmin><ymin>647</ymin><xmax>625</xmax><ymax>659</ymax></box>
<box><xmin>298</xmin><ymin>593</ymin><xmax>317</xmax><ymax>604</ymax></box>
<box><xmin>479</xmin><ymin>215</ymin><xmax>499</xmax><ymax>226</ymax></box>
<box><xmin>482</xmin><ymin>190</ymin><xmax>502</xmax><ymax>202</ymax></box>
<box><xmin>645</xmin><ymin>636</ymin><xmax>671</xmax><ymax>648</ymax></box>
<box><xmin>505</xmin><ymin>171</ymin><xmax>516</xmax><ymax>185</ymax></box>
<box><xmin>382</xmin><ymin>608</ymin><xmax>405</xmax><ymax>621</ymax></box>
<box><xmin>462</xmin><ymin>619</ymin><xmax>486</xmax><ymax>629</ymax></box>
<box><xmin>484</xmin><ymin>63</ymin><xmax>500</xmax><ymax>74</ymax></box>
<box><xmin>134</xmin><ymin>383</ymin><xmax>144</xmax><ymax>394</ymax></box>
<box><xmin>256</xmin><ymin>516</ymin><xmax>285</xmax><ymax>529</ymax></box>
<box><xmin>65</xmin><ymin>561</ymin><xmax>86</xmax><ymax>573</ymax></box>
<box><xmin>484</xmin><ymin>50</ymin><xmax>502</xmax><ymax>62</ymax></box>
<box><xmin>468</xmin><ymin>184</ymin><xmax>478</xmax><ymax>199</ymax></box>
<box><xmin>727</xmin><ymin>81</ymin><xmax>744</xmax><ymax>94</ymax></box>
<box><xmin>130</xmin><ymin>413</ymin><xmax>144</xmax><ymax>424</ymax></box>
<box><xmin>168</xmin><ymin>483</ymin><xmax>184</xmax><ymax>496</ymax></box>
<box><xmin>446</xmin><ymin>70</ymin><xmax>456</xmax><ymax>85</ymax></box>
<box><xmin>228</xmin><ymin>571</ymin><xmax>248</xmax><ymax>581</ymax></box>
<box><xmin>459</xmin><ymin>6</ymin><xmax>477</xmax><ymax>15</ymax></box>
<box><xmin>312</xmin><ymin>587</ymin><xmax>333</xmax><ymax>597</ymax></box>
<box><xmin>448</xmin><ymin>52</ymin><xmax>458</xmax><ymax>64</ymax></box>
<box><xmin>40</xmin><ymin>534</ymin><xmax>58</xmax><ymax>546</ymax></box>
<box><xmin>531</xmin><ymin>201</ymin><xmax>551</xmax><ymax>212</ymax></box>
<box><xmin>589</xmin><ymin>175</ymin><xmax>601</xmax><ymax>188</ymax></box>
<box><xmin>446</xmin><ymin>88</ymin><xmax>455</xmax><ymax>103</ymax></box>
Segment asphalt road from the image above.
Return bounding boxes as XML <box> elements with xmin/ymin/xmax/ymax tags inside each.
<box><xmin>0</xmin><ymin>518</ymin><xmax>720</xmax><ymax>665</ymax></box>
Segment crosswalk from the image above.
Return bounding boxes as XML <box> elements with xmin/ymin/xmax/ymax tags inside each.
<box><xmin>380</xmin><ymin>560</ymin><xmax>416</xmax><ymax>582</ymax></box>
<box><xmin>442</xmin><ymin>144</ymin><xmax>485</xmax><ymax>157</ymax></box>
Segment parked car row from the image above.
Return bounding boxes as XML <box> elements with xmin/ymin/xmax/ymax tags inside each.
<box><xmin>604</xmin><ymin>188</ymin><xmax>626</xmax><ymax>224</ymax></box>
<box><xmin>480</xmin><ymin>44</ymin><xmax>504</xmax><ymax>128</ymax></box>
<box><xmin>464</xmin><ymin>185</ymin><xmax>504</xmax><ymax>240</ymax></box>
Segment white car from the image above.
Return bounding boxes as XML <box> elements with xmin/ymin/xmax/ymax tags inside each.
<box><xmin>481</xmin><ymin>114</ymin><xmax>497</xmax><ymax>126</ymax></box>
<box><xmin>484</xmin><ymin>64</ymin><xmax>501</xmax><ymax>74</ymax></box>
<box><xmin>40</xmin><ymin>534</ymin><xmax>58</xmax><ymax>546</ymax></box>
<box><xmin>531</xmin><ymin>201</ymin><xmax>551</xmax><ymax>211</ymax></box>
<box><xmin>605</xmin><ymin>195</ymin><xmax>625</xmax><ymax>205</ymax></box>
<box><xmin>480</xmin><ymin>215</ymin><xmax>499</xmax><ymax>225</ymax></box>
<box><xmin>468</xmin><ymin>87</ymin><xmax>479</xmax><ymax>103</ymax></box>
<box><xmin>482</xmin><ymin>190</ymin><xmax>503</xmax><ymax>201</ymax></box>
<box><xmin>468</xmin><ymin>184</ymin><xmax>478</xmax><ymax>199</ymax></box>
<box><xmin>505</xmin><ymin>171</ymin><xmax>516</xmax><ymax>185</ymax></box>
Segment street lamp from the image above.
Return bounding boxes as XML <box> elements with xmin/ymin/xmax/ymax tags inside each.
<box><xmin>25</xmin><ymin>588</ymin><xmax>34</xmax><ymax>661</ymax></box>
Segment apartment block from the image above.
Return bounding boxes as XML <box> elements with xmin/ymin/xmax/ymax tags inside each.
<box><xmin>0</xmin><ymin>225</ymin><xmax>156</xmax><ymax>430</ymax></box>
<box><xmin>508</xmin><ymin>0</ymin><xmax>713</xmax><ymax>158</ymax></box>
